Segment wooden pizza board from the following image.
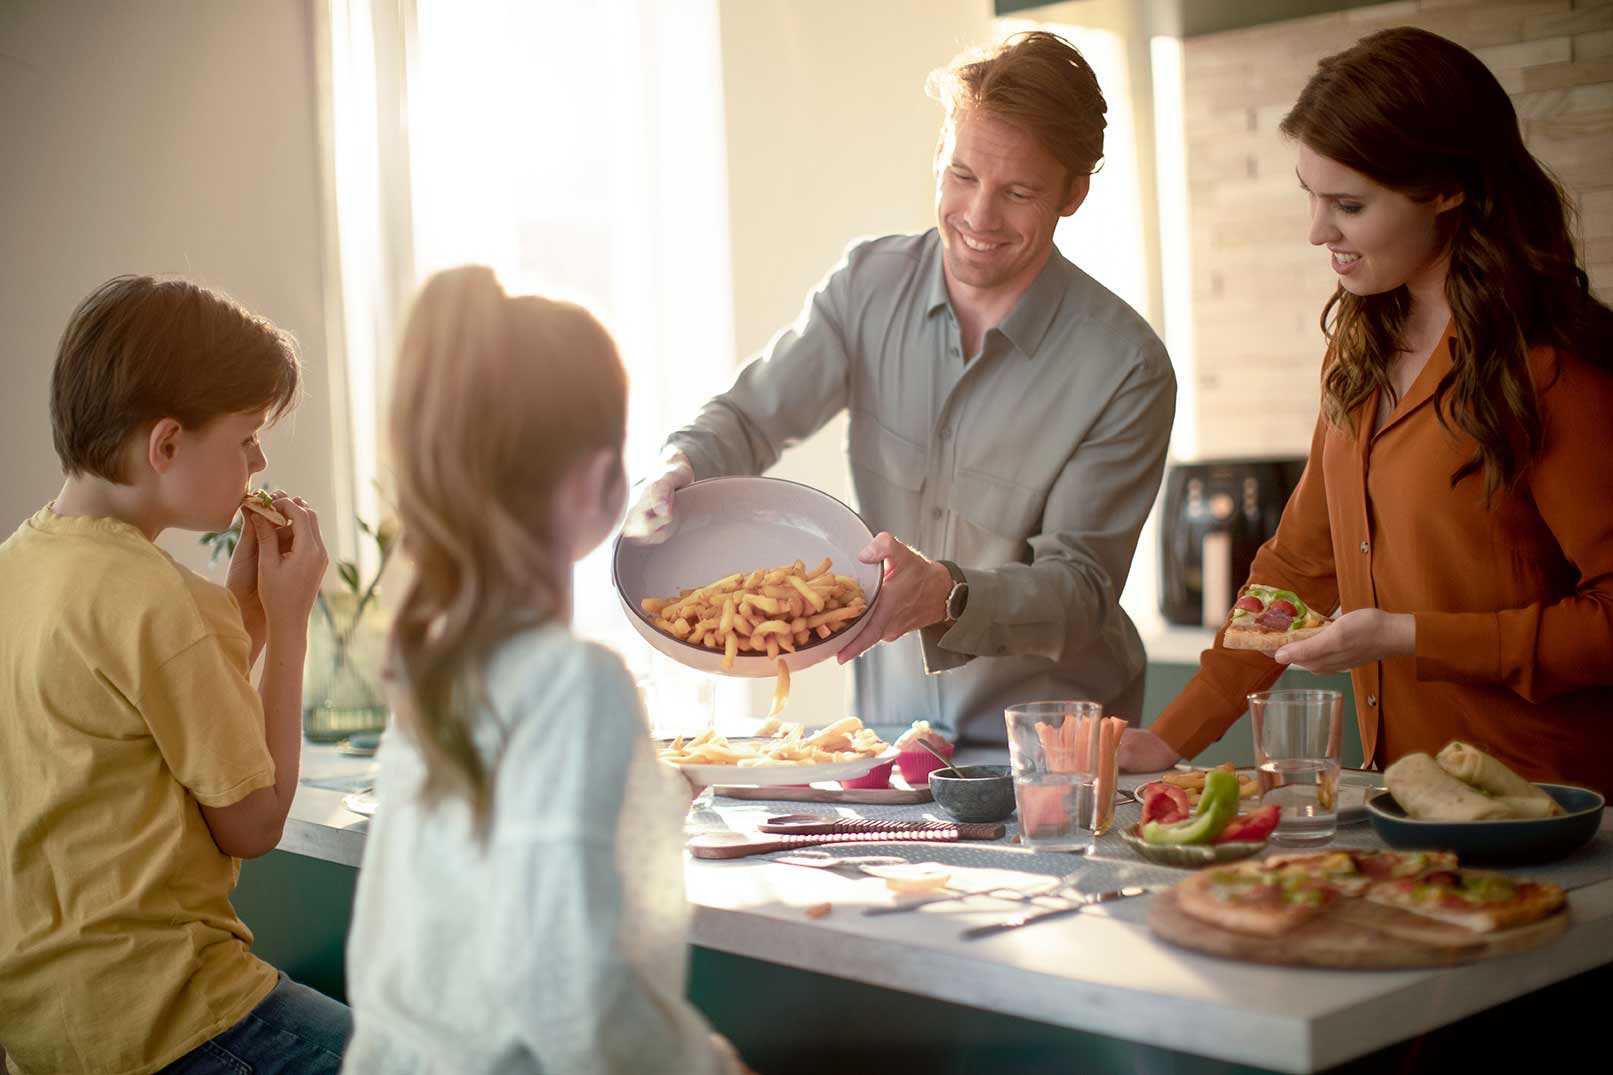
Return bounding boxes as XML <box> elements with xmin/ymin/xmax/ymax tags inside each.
<box><xmin>1148</xmin><ymin>887</ymin><xmax>1570</xmax><ymax>969</ymax></box>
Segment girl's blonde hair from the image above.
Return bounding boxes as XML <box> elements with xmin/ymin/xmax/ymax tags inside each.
<box><xmin>387</xmin><ymin>266</ymin><xmax>627</xmax><ymax>828</ymax></box>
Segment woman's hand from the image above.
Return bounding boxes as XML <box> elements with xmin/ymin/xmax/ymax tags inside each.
<box><xmin>1117</xmin><ymin>727</ymin><xmax>1181</xmax><ymax>773</ymax></box>
<box><xmin>1274</xmin><ymin>608</ymin><xmax>1415</xmax><ymax>674</ymax></box>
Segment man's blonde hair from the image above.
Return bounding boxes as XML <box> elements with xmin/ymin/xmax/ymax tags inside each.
<box><xmin>927</xmin><ymin>30</ymin><xmax>1108</xmax><ymax>184</ymax></box>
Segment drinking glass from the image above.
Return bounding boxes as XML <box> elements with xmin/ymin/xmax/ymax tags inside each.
<box><xmin>1249</xmin><ymin>689</ymin><xmax>1344</xmax><ymax>846</ymax></box>
<box><xmin>1004</xmin><ymin>701</ymin><xmax>1110</xmax><ymax>850</ymax></box>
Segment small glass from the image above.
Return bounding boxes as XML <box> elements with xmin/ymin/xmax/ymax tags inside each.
<box><xmin>1249</xmin><ymin>689</ymin><xmax>1344</xmax><ymax>846</ymax></box>
<box><xmin>1005</xmin><ymin>701</ymin><xmax>1113</xmax><ymax>850</ymax></box>
<box><xmin>637</xmin><ymin>655</ymin><xmax>716</xmax><ymax>741</ymax></box>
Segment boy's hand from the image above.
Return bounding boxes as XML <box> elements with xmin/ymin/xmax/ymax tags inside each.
<box><xmin>226</xmin><ymin>500</ymin><xmax>270</xmax><ymax>658</ymax></box>
<box><xmin>248</xmin><ymin>493</ymin><xmax>329</xmax><ymax>637</ymax></box>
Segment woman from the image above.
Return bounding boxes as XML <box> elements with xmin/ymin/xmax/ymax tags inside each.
<box><xmin>1120</xmin><ymin>27</ymin><xmax>1613</xmax><ymax>796</ymax></box>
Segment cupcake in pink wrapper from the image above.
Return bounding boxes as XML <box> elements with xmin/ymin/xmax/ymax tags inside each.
<box><xmin>893</xmin><ymin>721</ymin><xmax>954</xmax><ymax>785</ymax></box>
<box><xmin>839</xmin><ymin>758</ymin><xmax>895</xmax><ymax>790</ymax></box>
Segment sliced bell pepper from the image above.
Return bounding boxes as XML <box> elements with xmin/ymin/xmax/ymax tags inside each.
<box><xmin>1213</xmin><ymin>803</ymin><xmax>1280</xmax><ymax>844</ymax></box>
<box><xmin>1140</xmin><ymin>782</ymin><xmax>1190</xmax><ymax>825</ymax></box>
<box><xmin>1142</xmin><ymin>770</ymin><xmax>1240</xmax><ymax>845</ymax></box>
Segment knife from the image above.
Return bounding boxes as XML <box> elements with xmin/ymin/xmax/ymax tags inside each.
<box><xmin>959</xmin><ymin>885</ymin><xmax>1150</xmax><ymax>940</ymax></box>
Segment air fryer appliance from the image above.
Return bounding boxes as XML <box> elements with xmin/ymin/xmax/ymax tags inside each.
<box><xmin>1160</xmin><ymin>459</ymin><xmax>1306</xmax><ymax>628</ymax></box>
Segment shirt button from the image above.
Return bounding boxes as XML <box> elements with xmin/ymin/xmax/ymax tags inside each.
<box><xmin>1367</xmin><ymin>694</ymin><xmax>1377</xmax><ymax>707</ymax></box>
<box><xmin>1359</xmin><ymin>540</ymin><xmax>1370</xmax><ymax>553</ymax></box>
<box><xmin>949</xmin><ymin>345</ymin><xmax>960</xmax><ymax>357</ymax></box>
<box><xmin>939</xmin><ymin>427</ymin><xmax>952</xmax><ymax>441</ymax></box>
<box><xmin>931</xmin><ymin>507</ymin><xmax>943</xmax><ymax>520</ymax></box>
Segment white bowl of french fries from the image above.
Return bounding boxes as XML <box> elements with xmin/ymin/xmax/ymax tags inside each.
<box><xmin>612</xmin><ymin>476</ymin><xmax>883</xmax><ymax>679</ymax></box>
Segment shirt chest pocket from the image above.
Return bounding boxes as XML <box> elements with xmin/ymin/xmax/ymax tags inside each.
<box><xmin>849</xmin><ymin>417</ymin><xmax>927</xmax><ymax>491</ymax></box>
<box><xmin>848</xmin><ymin>417</ymin><xmax>927</xmax><ymax>534</ymax></box>
<box><xmin>951</xmin><ymin>468</ymin><xmax>1044</xmax><ymax>562</ymax></box>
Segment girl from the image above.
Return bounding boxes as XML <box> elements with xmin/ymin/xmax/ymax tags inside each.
<box><xmin>342</xmin><ymin>267</ymin><xmax>745</xmax><ymax>1074</ymax></box>
<box><xmin>1122</xmin><ymin>27</ymin><xmax>1613</xmax><ymax>795</ymax></box>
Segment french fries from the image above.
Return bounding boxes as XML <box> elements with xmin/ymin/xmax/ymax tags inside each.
<box><xmin>641</xmin><ymin>558</ymin><xmax>869</xmax><ymax>718</ymax></box>
<box><xmin>1161</xmin><ymin>762</ymin><xmax>1260</xmax><ymax>804</ymax></box>
<box><xmin>642</xmin><ymin>557</ymin><xmax>868</xmax><ymax>671</ymax></box>
<box><xmin>656</xmin><ymin>715</ymin><xmax>891</xmax><ymax>768</ymax></box>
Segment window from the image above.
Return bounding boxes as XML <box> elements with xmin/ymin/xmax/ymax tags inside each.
<box><xmin>321</xmin><ymin>0</ymin><xmax>743</xmax><ymax>724</ymax></box>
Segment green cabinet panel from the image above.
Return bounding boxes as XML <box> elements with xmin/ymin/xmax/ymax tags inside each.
<box><xmin>1141</xmin><ymin>662</ymin><xmax>1363</xmax><ymax>769</ymax></box>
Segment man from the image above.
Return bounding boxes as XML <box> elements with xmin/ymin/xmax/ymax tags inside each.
<box><xmin>625</xmin><ymin>32</ymin><xmax>1175</xmax><ymax>746</ymax></box>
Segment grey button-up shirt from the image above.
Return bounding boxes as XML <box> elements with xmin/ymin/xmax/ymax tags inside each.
<box><xmin>668</xmin><ymin>229</ymin><xmax>1175</xmax><ymax>742</ymax></box>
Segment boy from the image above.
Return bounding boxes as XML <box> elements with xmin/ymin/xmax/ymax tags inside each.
<box><xmin>0</xmin><ymin>276</ymin><xmax>348</xmax><ymax>1073</ymax></box>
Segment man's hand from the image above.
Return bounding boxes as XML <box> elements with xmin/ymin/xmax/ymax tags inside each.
<box><xmin>250</xmin><ymin>494</ymin><xmax>329</xmax><ymax>636</ymax></box>
<box><xmin>621</xmin><ymin>449</ymin><xmax>695</xmax><ymax>545</ymax></box>
<box><xmin>1117</xmin><ymin>727</ymin><xmax>1181</xmax><ymax>773</ymax></box>
<box><xmin>1274</xmin><ymin>608</ymin><xmax>1414</xmax><ymax>674</ymax></box>
<box><xmin>836</xmin><ymin>532</ymin><xmax>952</xmax><ymax>664</ymax></box>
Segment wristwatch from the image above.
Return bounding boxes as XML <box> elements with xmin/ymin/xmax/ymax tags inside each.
<box><xmin>938</xmin><ymin>559</ymin><xmax>969</xmax><ymax>623</ymax></box>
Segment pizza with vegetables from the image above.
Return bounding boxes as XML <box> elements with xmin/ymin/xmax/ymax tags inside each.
<box><xmin>1362</xmin><ymin>868</ymin><xmax>1565</xmax><ymax>933</ymax></box>
<box><xmin>1174</xmin><ymin>852</ymin><xmax>1562</xmax><ymax>939</ymax></box>
<box><xmin>1223</xmin><ymin>584</ymin><xmax>1330</xmax><ymax>653</ymax></box>
<box><xmin>1175</xmin><ymin>862</ymin><xmax>1339</xmax><ymax>938</ymax></box>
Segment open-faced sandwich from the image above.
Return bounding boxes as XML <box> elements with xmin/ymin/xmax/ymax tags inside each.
<box><xmin>1223</xmin><ymin>584</ymin><xmax>1331</xmax><ymax>653</ymax></box>
<box><xmin>240</xmin><ymin>489</ymin><xmax>288</xmax><ymax>527</ymax></box>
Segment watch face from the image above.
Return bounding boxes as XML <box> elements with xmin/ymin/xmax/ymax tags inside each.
<box><xmin>948</xmin><ymin>582</ymin><xmax>969</xmax><ymax>620</ymax></box>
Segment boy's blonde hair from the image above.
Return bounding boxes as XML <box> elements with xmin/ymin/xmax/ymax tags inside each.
<box><xmin>51</xmin><ymin>275</ymin><xmax>301</xmax><ymax>482</ymax></box>
<box><xmin>388</xmin><ymin>266</ymin><xmax>628</xmax><ymax>827</ymax></box>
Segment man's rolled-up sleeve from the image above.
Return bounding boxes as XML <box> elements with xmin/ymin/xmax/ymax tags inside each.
<box><xmin>923</xmin><ymin>356</ymin><xmax>1175</xmax><ymax>671</ymax></box>
<box><xmin>667</xmin><ymin>251</ymin><xmax>856</xmax><ymax>481</ymax></box>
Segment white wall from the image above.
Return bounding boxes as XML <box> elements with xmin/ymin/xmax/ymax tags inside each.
<box><xmin>717</xmin><ymin>0</ymin><xmax>994</xmax><ymax>722</ymax></box>
<box><xmin>0</xmin><ymin>0</ymin><xmax>336</xmax><ymax>577</ymax></box>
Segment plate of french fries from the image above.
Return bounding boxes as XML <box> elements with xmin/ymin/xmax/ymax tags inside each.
<box><xmin>656</xmin><ymin>715</ymin><xmax>896</xmax><ymax>785</ymax></box>
<box><xmin>613</xmin><ymin>477</ymin><xmax>883</xmax><ymax>678</ymax></box>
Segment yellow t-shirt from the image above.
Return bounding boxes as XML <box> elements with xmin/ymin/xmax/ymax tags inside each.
<box><xmin>0</xmin><ymin>507</ymin><xmax>279</xmax><ymax>1075</ymax></box>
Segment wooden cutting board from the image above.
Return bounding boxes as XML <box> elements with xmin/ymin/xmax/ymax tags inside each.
<box><xmin>1148</xmin><ymin>887</ymin><xmax>1569</xmax><ymax>968</ymax></box>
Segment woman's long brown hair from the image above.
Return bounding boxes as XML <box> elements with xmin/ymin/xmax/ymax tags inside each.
<box><xmin>387</xmin><ymin>266</ymin><xmax>627</xmax><ymax>830</ymax></box>
<box><xmin>1281</xmin><ymin>27</ymin><xmax>1613</xmax><ymax>499</ymax></box>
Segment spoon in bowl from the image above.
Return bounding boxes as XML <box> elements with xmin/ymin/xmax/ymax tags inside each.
<box><xmin>915</xmin><ymin>737</ymin><xmax>967</xmax><ymax>779</ymax></box>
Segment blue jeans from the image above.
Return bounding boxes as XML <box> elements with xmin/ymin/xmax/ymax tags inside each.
<box><xmin>157</xmin><ymin>972</ymin><xmax>351</xmax><ymax>1074</ymax></box>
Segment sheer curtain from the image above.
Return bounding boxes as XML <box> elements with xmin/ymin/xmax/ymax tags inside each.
<box><xmin>320</xmin><ymin>0</ymin><xmax>741</xmax><ymax>720</ymax></box>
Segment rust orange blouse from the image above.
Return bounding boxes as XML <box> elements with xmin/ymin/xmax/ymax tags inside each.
<box><xmin>1152</xmin><ymin>326</ymin><xmax>1613</xmax><ymax>798</ymax></box>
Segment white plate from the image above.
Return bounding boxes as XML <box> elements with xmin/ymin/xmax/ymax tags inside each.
<box><xmin>664</xmin><ymin>746</ymin><xmax>897</xmax><ymax>787</ymax></box>
<box><xmin>343</xmin><ymin>788</ymin><xmax>378</xmax><ymax>817</ymax></box>
<box><xmin>1337</xmin><ymin>769</ymin><xmax>1385</xmax><ymax>825</ymax></box>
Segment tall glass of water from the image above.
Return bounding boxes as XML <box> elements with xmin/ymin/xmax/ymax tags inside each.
<box><xmin>1004</xmin><ymin>701</ymin><xmax>1104</xmax><ymax>852</ymax></box>
<box><xmin>1249</xmin><ymin>689</ymin><xmax>1344</xmax><ymax>846</ymax></box>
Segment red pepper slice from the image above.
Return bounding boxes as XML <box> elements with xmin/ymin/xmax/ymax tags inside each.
<box><xmin>1213</xmin><ymin>804</ymin><xmax>1280</xmax><ymax>844</ymax></box>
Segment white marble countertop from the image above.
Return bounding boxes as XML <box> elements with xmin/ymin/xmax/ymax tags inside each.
<box><xmin>282</xmin><ymin>743</ymin><xmax>374</xmax><ymax>868</ymax></box>
<box><xmin>280</xmin><ymin>742</ymin><xmax>1613</xmax><ymax>1073</ymax></box>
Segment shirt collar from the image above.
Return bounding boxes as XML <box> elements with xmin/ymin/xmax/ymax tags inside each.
<box><xmin>922</xmin><ymin>233</ymin><xmax>1070</xmax><ymax>361</ymax></box>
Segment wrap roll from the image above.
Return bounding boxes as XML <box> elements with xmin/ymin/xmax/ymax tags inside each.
<box><xmin>1435</xmin><ymin>741</ymin><xmax>1563</xmax><ymax>817</ymax></box>
<box><xmin>1384</xmin><ymin>752</ymin><xmax>1512</xmax><ymax>821</ymax></box>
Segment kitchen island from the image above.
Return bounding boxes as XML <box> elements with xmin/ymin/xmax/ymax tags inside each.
<box><xmin>260</xmin><ymin>742</ymin><xmax>1613</xmax><ymax>1073</ymax></box>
